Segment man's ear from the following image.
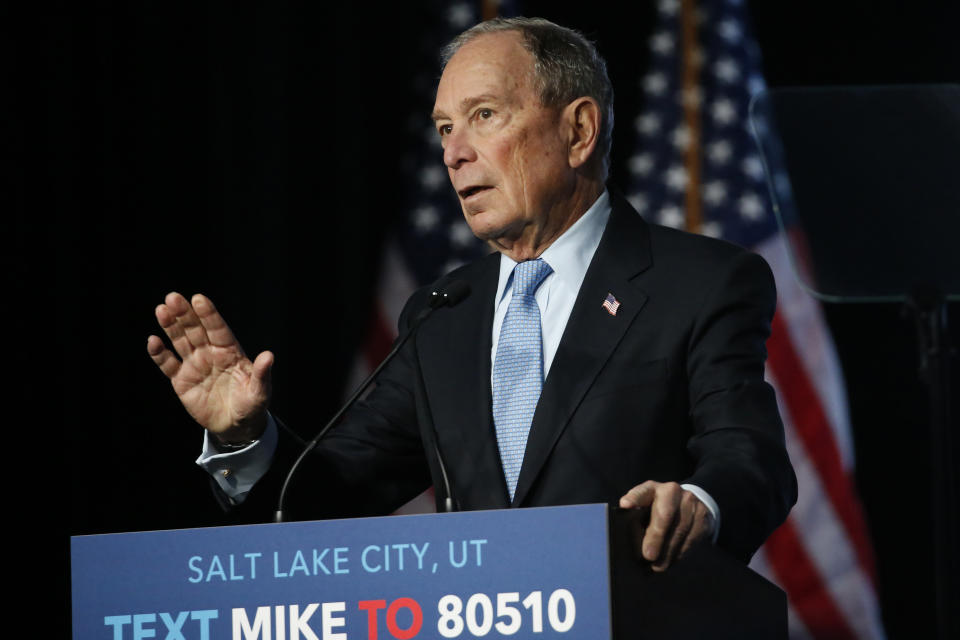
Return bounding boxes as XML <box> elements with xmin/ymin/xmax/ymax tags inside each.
<box><xmin>563</xmin><ymin>97</ymin><xmax>601</xmax><ymax>170</ymax></box>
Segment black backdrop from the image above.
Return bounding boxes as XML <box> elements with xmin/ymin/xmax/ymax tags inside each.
<box><xmin>11</xmin><ymin>1</ymin><xmax>958</xmax><ymax>637</ymax></box>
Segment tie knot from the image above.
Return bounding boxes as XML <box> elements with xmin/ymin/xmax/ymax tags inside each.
<box><xmin>513</xmin><ymin>258</ymin><xmax>553</xmax><ymax>296</ymax></box>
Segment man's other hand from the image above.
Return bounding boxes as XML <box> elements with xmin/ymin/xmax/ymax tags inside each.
<box><xmin>147</xmin><ymin>292</ymin><xmax>272</xmax><ymax>444</ymax></box>
<box><xmin>619</xmin><ymin>480</ymin><xmax>716</xmax><ymax>572</ymax></box>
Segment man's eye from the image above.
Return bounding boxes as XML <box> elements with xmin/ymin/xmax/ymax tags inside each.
<box><xmin>478</xmin><ymin>109</ymin><xmax>493</xmax><ymax>119</ymax></box>
<box><xmin>438</xmin><ymin>124</ymin><xmax>452</xmax><ymax>136</ymax></box>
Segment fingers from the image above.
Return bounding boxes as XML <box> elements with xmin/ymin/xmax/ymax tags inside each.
<box><xmin>620</xmin><ymin>481</ymin><xmax>714</xmax><ymax>572</ymax></box>
<box><xmin>155</xmin><ymin>292</ymin><xmax>208</xmax><ymax>359</ymax></box>
<box><xmin>620</xmin><ymin>481</ymin><xmax>681</xmax><ymax>563</ymax></box>
<box><xmin>154</xmin><ymin>292</ymin><xmax>245</xmax><ymax>363</ymax></box>
<box><xmin>168</xmin><ymin>291</ymin><xmax>210</xmax><ymax>351</ymax></box>
<box><xmin>154</xmin><ymin>298</ymin><xmax>189</xmax><ymax>358</ymax></box>
<box><xmin>619</xmin><ymin>480</ymin><xmax>659</xmax><ymax>561</ymax></box>
<box><xmin>659</xmin><ymin>491</ymin><xmax>699</xmax><ymax>571</ymax></box>
<box><xmin>641</xmin><ymin>482</ymin><xmax>683</xmax><ymax>567</ymax></box>
<box><xmin>619</xmin><ymin>479</ymin><xmax>657</xmax><ymax>509</ymax></box>
<box><xmin>680</xmin><ymin>500</ymin><xmax>716</xmax><ymax>558</ymax></box>
<box><xmin>147</xmin><ymin>334</ymin><xmax>181</xmax><ymax>379</ymax></box>
<box><xmin>192</xmin><ymin>294</ymin><xmax>240</xmax><ymax>349</ymax></box>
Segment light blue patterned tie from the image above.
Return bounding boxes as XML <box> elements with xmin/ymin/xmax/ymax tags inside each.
<box><xmin>492</xmin><ymin>258</ymin><xmax>553</xmax><ymax>500</ymax></box>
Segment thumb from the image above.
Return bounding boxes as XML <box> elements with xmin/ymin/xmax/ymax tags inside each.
<box><xmin>252</xmin><ymin>350</ymin><xmax>274</xmax><ymax>385</ymax></box>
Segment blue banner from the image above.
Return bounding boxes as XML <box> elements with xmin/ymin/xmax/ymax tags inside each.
<box><xmin>72</xmin><ymin>504</ymin><xmax>612</xmax><ymax>639</ymax></box>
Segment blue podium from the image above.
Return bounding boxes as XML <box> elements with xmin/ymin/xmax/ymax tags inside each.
<box><xmin>72</xmin><ymin>504</ymin><xmax>785</xmax><ymax>639</ymax></box>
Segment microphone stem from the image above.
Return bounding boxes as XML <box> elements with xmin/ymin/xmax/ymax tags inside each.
<box><xmin>274</xmin><ymin>306</ymin><xmax>433</xmax><ymax>522</ymax></box>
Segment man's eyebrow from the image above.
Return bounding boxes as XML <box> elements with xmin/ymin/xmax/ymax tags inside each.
<box><xmin>431</xmin><ymin>94</ymin><xmax>501</xmax><ymax>122</ymax></box>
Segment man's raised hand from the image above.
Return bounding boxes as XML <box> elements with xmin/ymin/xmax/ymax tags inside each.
<box><xmin>147</xmin><ymin>292</ymin><xmax>272</xmax><ymax>444</ymax></box>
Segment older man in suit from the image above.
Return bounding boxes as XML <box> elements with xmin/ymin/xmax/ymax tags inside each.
<box><xmin>148</xmin><ymin>17</ymin><xmax>795</xmax><ymax>569</ymax></box>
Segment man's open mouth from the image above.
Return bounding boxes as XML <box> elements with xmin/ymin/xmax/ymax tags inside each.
<box><xmin>459</xmin><ymin>186</ymin><xmax>491</xmax><ymax>199</ymax></box>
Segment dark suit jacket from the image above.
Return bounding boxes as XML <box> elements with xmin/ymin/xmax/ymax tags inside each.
<box><xmin>245</xmin><ymin>193</ymin><xmax>796</xmax><ymax>564</ymax></box>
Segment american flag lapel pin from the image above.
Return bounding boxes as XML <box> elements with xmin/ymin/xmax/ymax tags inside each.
<box><xmin>602</xmin><ymin>292</ymin><xmax>621</xmax><ymax>316</ymax></box>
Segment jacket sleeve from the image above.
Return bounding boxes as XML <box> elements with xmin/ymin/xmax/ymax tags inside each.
<box><xmin>682</xmin><ymin>250</ymin><xmax>798</xmax><ymax>563</ymax></box>
<box><xmin>213</xmin><ymin>288</ymin><xmax>435</xmax><ymax>523</ymax></box>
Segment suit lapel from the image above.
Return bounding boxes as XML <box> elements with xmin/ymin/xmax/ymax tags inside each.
<box><xmin>415</xmin><ymin>252</ymin><xmax>510</xmax><ymax>507</ymax></box>
<box><xmin>512</xmin><ymin>195</ymin><xmax>653</xmax><ymax>506</ymax></box>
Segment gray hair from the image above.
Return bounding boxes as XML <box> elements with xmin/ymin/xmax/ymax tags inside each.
<box><xmin>441</xmin><ymin>17</ymin><xmax>614</xmax><ymax>178</ymax></box>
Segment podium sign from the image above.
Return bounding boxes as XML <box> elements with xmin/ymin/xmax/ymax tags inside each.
<box><xmin>72</xmin><ymin>504</ymin><xmax>611</xmax><ymax>640</ymax></box>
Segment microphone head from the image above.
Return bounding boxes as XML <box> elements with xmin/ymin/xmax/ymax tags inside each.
<box><xmin>429</xmin><ymin>279</ymin><xmax>471</xmax><ymax>308</ymax></box>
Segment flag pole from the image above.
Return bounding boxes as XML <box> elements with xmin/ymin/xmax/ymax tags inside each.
<box><xmin>481</xmin><ymin>0</ymin><xmax>500</xmax><ymax>21</ymax></box>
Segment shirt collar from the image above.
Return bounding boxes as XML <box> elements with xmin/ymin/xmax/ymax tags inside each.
<box><xmin>495</xmin><ymin>189</ymin><xmax>612</xmax><ymax>304</ymax></box>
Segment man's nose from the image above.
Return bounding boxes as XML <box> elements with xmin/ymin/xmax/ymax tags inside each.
<box><xmin>443</xmin><ymin>129</ymin><xmax>477</xmax><ymax>169</ymax></box>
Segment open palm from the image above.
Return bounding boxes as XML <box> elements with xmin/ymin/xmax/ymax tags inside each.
<box><xmin>147</xmin><ymin>292</ymin><xmax>272</xmax><ymax>443</ymax></box>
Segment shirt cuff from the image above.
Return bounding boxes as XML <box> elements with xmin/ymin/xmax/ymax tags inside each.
<box><xmin>680</xmin><ymin>483</ymin><xmax>721</xmax><ymax>543</ymax></box>
<box><xmin>195</xmin><ymin>415</ymin><xmax>278</xmax><ymax>504</ymax></box>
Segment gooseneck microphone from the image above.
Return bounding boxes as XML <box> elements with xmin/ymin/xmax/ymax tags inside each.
<box><xmin>274</xmin><ymin>279</ymin><xmax>470</xmax><ymax>523</ymax></box>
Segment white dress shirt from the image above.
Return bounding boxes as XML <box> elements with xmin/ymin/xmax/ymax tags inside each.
<box><xmin>198</xmin><ymin>190</ymin><xmax>719</xmax><ymax>534</ymax></box>
<box><xmin>492</xmin><ymin>190</ymin><xmax>611</xmax><ymax>378</ymax></box>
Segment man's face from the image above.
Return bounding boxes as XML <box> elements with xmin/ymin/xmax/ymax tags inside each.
<box><xmin>432</xmin><ymin>32</ymin><xmax>577</xmax><ymax>253</ymax></box>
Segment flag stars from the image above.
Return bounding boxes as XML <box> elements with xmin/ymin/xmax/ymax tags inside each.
<box><xmin>643</xmin><ymin>72</ymin><xmax>669</xmax><ymax>96</ymax></box>
<box><xmin>602</xmin><ymin>293</ymin><xmax>621</xmax><ymax>316</ymax></box>
<box><xmin>658</xmin><ymin>205</ymin><xmax>685</xmax><ymax>229</ymax></box>
<box><xmin>718</xmin><ymin>19</ymin><xmax>743</xmax><ymax>42</ymax></box>
<box><xmin>635</xmin><ymin>113</ymin><xmax>662</xmax><ymax>136</ymax></box>
<box><xmin>650</xmin><ymin>31</ymin><xmax>676</xmax><ymax>55</ymax></box>
<box><xmin>702</xmin><ymin>181</ymin><xmax>728</xmax><ymax>206</ymax></box>
<box><xmin>419</xmin><ymin>165</ymin><xmax>446</xmax><ymax>191</ymax></box>
<box><xmin>446</xmin><ymin>3</ymin><xmax>474</xmax><ymax>28</ymax></box>
<box><xmin>738</xmin><ymin>193</ymin><xmax>766</xmax><ymax>221</ymax></box>
<box><xmin>627</xmin><ymin>192</ymin><xmax>649</xmax><ymax>214</ymax></box>
<box><xmin>449</xmin><ymin>221</ymin><xmax>476</xmax><ymax>248</ymax></box>
<box><xmin>665</xmin><ymin>165</ymin><xmax>689</xmax><ymax>191</ymax></box>
<box><xmin>701</xmin><ymin>221</ymin><xmax>723</xmax><ymax>238</ymax></box>
<box><xmin>413</xmin><ymin>205</ymin><xmax>440</xmax><ymax>232</ymax></box>
<box><xmin>657</xmin><ymin>0</ymin><xmax>680</xmax><ymax>15</ymax></box>
<box><xmin>621</xmin><ymin>7</ymin><xmax>781</xmax><ymax>247</ymax></box>
<box><xmin>713</xmin><ymin>58</ymin><xmax>741</xmax><ymax>83</ymax></box>
<box><xmin>711</xmin><ymin>98</ymin><xmax>738</xmax><ymax>125</ymax></box>
<box><xmin>629</xmin><ymin>153</ymin><xmax>655</xmax><ymax>176</ymax></box>
<box><xmin>774</xmin><ymin>172</ymin><xmax>793</xmax><ymax>199</ymax></box>
<box><xmin>425</xmin><ymin>125</ymin><xmax>442</xmax><ymax>148</ymax></box>
<box><xmin>742</xmin><ymin>155</ymin><xmax>765</xmax><ymax>181</ymax></box>
<box><xmin>671</xmin><ymin>124</ymin><xmax>693</xmax><ymax>150</ymax></box>
<box><xmin>707</xmin><ymin>139</ymin><xmax>733</xmax><ymax>165</ymax></box>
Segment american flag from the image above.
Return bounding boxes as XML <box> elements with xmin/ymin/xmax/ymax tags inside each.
<box><xmin>349</xmin><ymin>0</ymin><xmax>490</xmax><ymax>513</ymax></box>
<box><xmin>352</xmin><ymin>0</ymin><xmax>488</xmax><ymax>368</ymax></box>
<box><xmin>354</xmin><ymin>0</ymin><xmax>521</xmax><ymax>354</ymax></box>
<box><xmin>627</xmin><ymin>0</ymin><xmax>884</xmax><ymax>637</ymax></box>
<box><xmin>602</xmin><ymin>293</ymin><xmax>621</xmax><ymax>316</ymax></box>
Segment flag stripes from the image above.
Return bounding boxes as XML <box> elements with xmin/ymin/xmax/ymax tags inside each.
<box><xmin>767</xmin><ymin>310</ymin><xmax>878</xmax><ymax>584</ymax></box>
<box><xmin>629</xmin><ymin>1</ymin><xmax>884</xmax><ymax>636</ymax></box>
<box><xmin>765</xmin><ymin>517</ymin><xmax>860</xmax><ymax>638</ymax></box>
